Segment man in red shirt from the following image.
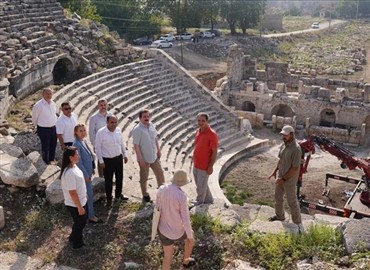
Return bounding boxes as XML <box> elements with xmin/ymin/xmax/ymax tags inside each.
<box><xmin>192</xmin><ymin>113</ymin><xmax>218</xmax><ymax>205</ymax></box>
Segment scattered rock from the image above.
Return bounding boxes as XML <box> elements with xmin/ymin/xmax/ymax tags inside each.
<box><xmin>0</xmin><ymin>152</ymin><xmax>38</xmax><ymax>188</ymax></box>
<box><xmin>0</xmin><ymin>143</ymin><xmax>24</xmax><ymax>158</ymax></box>
<box><xmin>340</xmin><ymin>219</ymin><xmax>370</xmax><ymax>254</ymax></box>
<box><xmin>223</xmin><ymin>259</ymin><xmax>266</xmax><ymax>270</ymax></box>
<box><xmin>0</xmin><ymin>206</ymin><xmax>4</xmax><ymax>229</ymax></box>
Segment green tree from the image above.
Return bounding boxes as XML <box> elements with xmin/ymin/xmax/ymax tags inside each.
<box><xmin>239</xmin><ymin>0</ymin><xmax>265</xmax><ymax>34</ymax></box>
<box><xmin>94</xmin><ymin>0</ymin><xmax>161</xmax><ymax>41</ymax></box>
<box><xmin>196</xmin><ymin>0</ymin><xmax>220</xmax><ymax>30</ymax></box>
<box><xmin>220</xmin><ymin>0</ymin><xmax>239</xmax><ymax>34</ymax></box>
<box><xmin>149</xmin><ymin>0</ymin><xmax>201</xmax><ymax>34</ymax></box>
<box><xmin>336</xmin><ymin>0</ymin><xmax>357</xmax><ymax>18</ymax></box>
<box><xmin>220</xmin><ymin>0</ymin><xmax>265</xmax><ymax>35</ymax></box>
<box><xmin>67</xmin><ymin>0</ymin><xmax>101</xmax><ymax>22</ymax></box>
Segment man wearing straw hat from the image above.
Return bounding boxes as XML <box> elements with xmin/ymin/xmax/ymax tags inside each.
<box><xmin>156</xmin><ymin>170</ymin><xmax>196</xmax><ymax>269</ymax></box>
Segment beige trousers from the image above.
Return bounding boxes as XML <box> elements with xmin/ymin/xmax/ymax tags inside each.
<box><xmin>139</xmin><ymin>159</ymin><xmax>165</xmax><ymax>197</ymax></box>
<box><xmin>274</xmin><ymin>177</ymin><xmax>302</xmax><ymax>224</ymax></box>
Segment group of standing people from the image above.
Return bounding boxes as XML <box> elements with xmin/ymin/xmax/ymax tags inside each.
<box><xmin>32</xmin><ymin>87</ymin><xmax>303</xmax><ymax>267</ymax></box>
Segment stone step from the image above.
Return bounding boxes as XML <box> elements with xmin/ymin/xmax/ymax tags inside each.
<box><xmin>54</xmin><ymin>59</ymin><xmax>160</xmax><ymax>102</ymax></box>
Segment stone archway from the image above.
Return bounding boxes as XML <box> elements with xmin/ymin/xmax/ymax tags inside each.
<box><xmin>320</xmin><ymin>108</ymin><xmax>336</xmax><ymax>127</ymax></box>
<box><xmin>52</xmin><ymin>58</ymin><xmax>73</xmax><ymax>85</ymax></box>
<box><xmin>271</xmin><ymin>104</ymin><xmax>295</xmax><ymax>118</ymax></box>
<box><xmin>242</xmin><ymin>101</ymin><xmax>255</xmax><ymax>112</ymax></box>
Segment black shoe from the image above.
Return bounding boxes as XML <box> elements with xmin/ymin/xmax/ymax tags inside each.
<box><xmin>89</xmin><ymin>217</ymin><xmax>104</xmax><ymax>224</ymax></box>
<box><xmin>143</xmin><ymin>195</ymin><xmax>152</xmax><ymax>203</ymax></box>
<box><xmin>268</xmin><ymin>216</ymin><xmax>285</xmax><ymax>222</ymax></box>
<box><xmin>106</xmin><ymin>198</ymin><xmax>112</xmax><ymax>207</ymax></box>
<box><xmin>115</xmin><ymin>194</ymin><xmax>129</xmax><ymax>202</ymax></box>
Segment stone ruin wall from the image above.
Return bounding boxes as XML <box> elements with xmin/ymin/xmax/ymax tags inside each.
<box><xmin>215</xmin><ymin>45</ymin><xmax>370</xmax><ymax>145</ymax></box>
<box><xmin>0</xmin><ymin>0</ymin><xmax>140</xmax><ymax>121</ymax></box>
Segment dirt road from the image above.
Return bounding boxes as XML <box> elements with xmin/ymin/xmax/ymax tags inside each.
<box><xmin>165</xmin><ymin>42</ymin><xmax>227</xmax><ymax>76</ymax></box>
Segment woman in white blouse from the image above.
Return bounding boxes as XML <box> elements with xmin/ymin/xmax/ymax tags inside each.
<box><xmin>60</xmin><ymin>146</ymin><xmax>87</xmax><ymax>251</ymax></box>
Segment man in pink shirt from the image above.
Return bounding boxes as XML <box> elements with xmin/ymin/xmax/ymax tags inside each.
<box><xmin>156</xmin><ymin>170</ymin><xmax>195</xmax><ymax>269</ymax></box>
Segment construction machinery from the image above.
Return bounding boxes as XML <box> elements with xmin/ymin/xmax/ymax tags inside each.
<box><xmin>297</xmin><ymin>135</ymin><xmax>370</xmax><ymax>218</ymax></box>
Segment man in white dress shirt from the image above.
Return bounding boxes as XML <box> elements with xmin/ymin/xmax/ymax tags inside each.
<box><xmin>56</xmin><ymin>102</ymin><xmax>78</xmax><ymax>150</ymax></box>
<box><xmin>32</xmin><ymin>88</ymin><xmax>58</xmax><ymax>164</ymax></box>
<box><xmin>95</xmin><ymin>115</ymin><xmax>128</xmax><ymax>206</ymax></box>
<box><xmin>88</xmin><ymin>99</ymin><xmax>112</xmax><ymax>177</ymax></box>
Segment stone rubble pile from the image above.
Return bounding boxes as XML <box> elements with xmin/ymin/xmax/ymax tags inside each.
<box><xmin>277</xmin><ymin>22</ymin><xmax>368</xmax><ymax>76</ymax></box>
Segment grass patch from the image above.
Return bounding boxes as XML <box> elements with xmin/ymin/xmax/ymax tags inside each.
<box><xmin>221</xmin><ymin>181</ymin><xmax>251</xmax><ymax>206</ymax></box>
<box><xmin>232</xmin><ymin>223</ymin><xmax>345</xmax><ymax>269</ymax></box>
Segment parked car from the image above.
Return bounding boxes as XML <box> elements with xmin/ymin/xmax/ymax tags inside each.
<box><xmin>176</xmin><ymin>32</ymin><xmax>193</xmax><ymax>40</ymax></box>
<box><xmin>160</xmin><ymin>33</ymin><xmax>175</xmax><ymax>42</ymax></box>
<box><xmin>206</xmin><ymin>29</ymin><xmax>221</xmax><ymax>37</ymax></box>
<box><xmin>311</xmin><ymin>22</ymin><xmax>319</xmax><ymax>29</ymax></box>
<box><xmin>150</xmin><ymin>39</ymin><xmax>173</xmax><ymax>49</ymax></box>
<box><xmin>133</xmin><ymin>37</ymin><xmax>152</xmax><ymax>45</ymax></box>
<box><xmin>200</xmin><ymin>31</ymin><xmax>215</xmax><ymax>38</ymax></box>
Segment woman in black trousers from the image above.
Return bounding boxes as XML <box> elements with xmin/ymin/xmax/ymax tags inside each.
<box><xmin>60</xmin><ymin>146</ymin><xmax>88</xmax><ymax>251</ymax></box>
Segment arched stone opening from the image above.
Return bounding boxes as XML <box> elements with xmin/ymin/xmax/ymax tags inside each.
<box><xmin>242</xmin><ymin>101</ymin><xmax>255</xmax><ymax>112</ymax></box>
<box><xmin>52</xmin><ymin>58</ymin><xmax>73</xmax><ymax>85</ymax></box>
<box><xmin>271</xmin><ymin>104</ymin><xmax>294</xmax><ymax>118</ymax></box>
<box><xmin>319</xmin><ymin>109</ymin><xmax>336</xmax><ymax>127</ymax></box>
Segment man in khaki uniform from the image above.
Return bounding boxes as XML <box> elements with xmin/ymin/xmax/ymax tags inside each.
<box><xmin>268</xmin><ymin>125</ymin><xmax>303</xmax><ymax>233</ymax></box>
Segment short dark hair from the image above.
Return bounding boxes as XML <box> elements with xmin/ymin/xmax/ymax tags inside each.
<box><xmin>43</xmin><ymin>87</ymin><xmax>53</xmax><ymax>94</ymax></box>
<box><xmin>106</xmin><ymin>115</ymin><xmax>117</xmax><ymax>122</ymax></box>
<box><xmin>138</xmin><ymin>109</ymin><xmax>150</xmax><ymax>118</ymax></box>
<box><xmin>197</xmin><ymin>112</ymin><xmax>209</xmax><ymax>121</ymax></box>
<box><xmin>61</xmin><ymin>102</ymin><xmax>70</xmax><ymax>108</ymax></box>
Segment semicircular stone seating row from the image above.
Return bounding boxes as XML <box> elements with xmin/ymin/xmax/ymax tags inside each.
<box><xmin>53</xmin><ymin>58</ymin><xmax>250</xmax><ymax>181</ymax></box>
<box><xmin>0</xmin><ymin>0</ymin><xmax>73</xmax><ymax>72</ymax></box>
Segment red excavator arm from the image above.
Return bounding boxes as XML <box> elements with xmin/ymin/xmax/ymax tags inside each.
<box><xmin>312</xmin><ymin>135</ymin><xmax>370</xmax><ymax>188</ymax></box>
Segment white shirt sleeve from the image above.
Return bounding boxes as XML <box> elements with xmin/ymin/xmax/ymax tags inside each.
<box><xmin>55</xmin><ymin>116</ymin><xmax>64</xmax><ymax>135</ymax></box>
<box><xmin>64</xmin><ymin>169</ymin><xmax>77</xmax><ymax>191</ymax></box>
<box><xmin>95</xmin><ymin>130</ymin><xmax>103</xmax><ymax>163</ymax></box>
<box><xmin>31</xmin><ymin>101</ymin><xmax>41</xmax><ymax>126</ymax></box>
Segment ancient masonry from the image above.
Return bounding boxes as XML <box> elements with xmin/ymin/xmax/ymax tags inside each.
<box><xmin>215</xmin><ymin>44</ymin><xmax>370</xmax><ymax>145</ymax></box>
<box><xmin>0</xmin><ymin>0</ymin><xmax>252</xmax><ymax>209</ymax></box>
<box><xmin>0</xmin><ymin>0</ymin><xmax>140</xmax><ymax>121</ymax></box>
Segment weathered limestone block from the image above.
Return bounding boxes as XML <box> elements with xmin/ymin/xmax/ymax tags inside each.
<box><xmin>26</xmin><ymin>151</ymin><xmax>47</xmax><ymax>175</ymax></box>
<box><xmin>92</xmin><ymin>177</ymin><xmax>106</xmax><ymax>201</ymax></box>
<box><xmin>340</xmin><ymin>219</ymin><xmax>370</xmax><ymax>254</ymax></box>
<box><xmin>190</xmin><ymin>202</ymin><xmax>241</xmax><ymax>227</ymax></box>
<box><xmin>318</xmin><ymin>88</ymin><xmax>331</xmax><ymax>101</ymax></box>
<box><xmin>309</xmin><ymin>126</ymin><xmax>333</xmax><ymax>137</ymax></box>
<box><xmin>271</xmin><ymin>115</ymin><xmax>277</xmax><ymax>131</ymax></box>
<box><xmin>0</xmin><ymin>152</ymin><xmax>38</xmax><ymax>188</ymax></box>
<box><xmin>45</xmin><ymin>179</ymin><xmax>63</xmax><ymax>204</ymax></box>
<box><xmin>0</xmin><ymin>206</ymin><xmax>4</xmax><ymax>230</ymax></box>
<box><xmin>0</xmin><ymin>143</ymin><xmax>24</xmax><ymax>158</ymax></box>
<box><xmin>364</xmin><ymin>84</ymin><xmax>370</xmax><ymax>102</ymax></box>
<box><xmin>332</xmin><ymin>128</ymin><xmax>349</xmax><ymax>143</ymax></box>
<box><xmin>256</xmin><ymin>114</ymin><xmax>264</xmax><ymax>128</ymax></box>
<box><xmin>223</xmin><ymin>259</ymin><xmax>266</xmax><ymax>270</ymax></box>
<box><xmin>348</xmin><ymin>130</ymin><xmax>361</xmax><ymax>145</ymax></box>
<box><xmin>311</xmin><ymin>86</ymin><xmax>320</xmax><ymax>97</ymax></box>
<box><xmin>256</xmin><ymin>82</ymin><xmax>266</xmax><ymax>93</ymax></box>
<box><xmin>246</xmin><ymin>82</ymin><xmax>253</xmax><ymax>92</ymax></box>
<box><xmin>276</xmin><ymin>83</ymin><xmax>286</xmax><ymax>93</ymax></box>
<box><xmin>275</xmin><ymin>116</ymin><xmax>285</xmax><ymax>131</ymax></box>
<box><xmin>335</xmin><ymin>88</ymin><xmax>349</xmax><ymax>102</ymax></box>
<box><xmin>46</xmin><ymin>176</ymin><xmax>105</xmax><ymax>204</ymax></box>
<box><xmin>298</xmin><ymin>80</ymin><xmax>304</xmax><ymax>94</ymax></box>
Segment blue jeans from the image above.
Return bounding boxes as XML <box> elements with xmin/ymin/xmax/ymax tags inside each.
<box><xmin>86</xmin><ymin>181</ymin><xmax>95</xmax><ymax>219</ymax></box>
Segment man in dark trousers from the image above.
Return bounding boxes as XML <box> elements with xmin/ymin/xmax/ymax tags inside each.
<box><xmin>268</xmin><ymin>125</ymin><xmax>303</xmax><ymax>233</ymax></box>
<box><xmin>95</xmin><ymin>115</ymin><xmax>128</xmax><ymax>207</ymax></box>
<box><xmin>32</xmin><ymin>88</ymin><xmax>57</xmax><ymax>164</ymax></box>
